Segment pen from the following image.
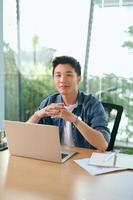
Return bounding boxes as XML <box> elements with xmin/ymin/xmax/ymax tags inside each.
<box><xmin>104</xmin><ymin>152</ymin><xmax>115</xmax><ymax>162</ymax></box>
<box><xmin>113</xmin><ymin>152</ymin><xmax>117</xmax><ymax>167</ymax></box>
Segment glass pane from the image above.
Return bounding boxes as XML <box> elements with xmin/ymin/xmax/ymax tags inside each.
<box><xmin>3</xmin><ymin>0</ymin><xmax>19</xmax><ymax>121</ymax></box>
<box><xmin>88</xmin><ymin>2</ymin><xmax>133</xmax><ymax>146</ymax></box>
<box><xmin>3</xmin><ymin>0</ymin><xmax>90</xmax><ymax>121</ymax></box>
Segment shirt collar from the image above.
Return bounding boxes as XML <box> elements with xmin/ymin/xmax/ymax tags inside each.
<box><xmin>56</xmin><ymin>90</ymin><xmax>84</xmax><ymax>106</ymax></box>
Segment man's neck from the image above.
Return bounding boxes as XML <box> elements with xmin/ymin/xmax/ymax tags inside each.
<box><xmin>61</xmin><ymin>92</ymin><xmax>78</xmax><ymax>106</ymax></box>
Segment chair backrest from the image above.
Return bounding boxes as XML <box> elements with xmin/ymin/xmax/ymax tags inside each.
<box><xmin>101</xmin><ymin>102</ymin><xmax>123</xmax><ymax>151</ymax></box>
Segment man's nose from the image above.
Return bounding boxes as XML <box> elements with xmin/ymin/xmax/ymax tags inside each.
<box><xmin>60</xmin><ymin>75</ymin><xmax>66</xmax><ymax>82</ymax></box>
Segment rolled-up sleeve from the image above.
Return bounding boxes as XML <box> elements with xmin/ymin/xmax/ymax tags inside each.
<box><xmin>88</xmin><ymin>100</ymin><xmax>110</xmax><ymax>143</ymax></box>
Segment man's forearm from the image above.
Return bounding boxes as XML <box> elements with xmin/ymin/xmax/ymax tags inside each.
<box><xmin>27</xmin><ymin>112</ymin><xmax>41</xmax><ymax>123</ymax></box>
<box><xmin>73</xmin><ymin>118</ymin><xmax>108</xmax><ymax>151</ymax></box>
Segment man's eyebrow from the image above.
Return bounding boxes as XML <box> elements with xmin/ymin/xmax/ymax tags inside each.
<box><xmin>55</xmin><ymin>71</ymin><xmax>74</xmax><ymax>74</ymax></box>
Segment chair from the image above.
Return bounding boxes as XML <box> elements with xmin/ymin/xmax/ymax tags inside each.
<box><xmin>101</xmin><ymin>102</ymin><xmax>123</xmax><ymax>151</ymax></box>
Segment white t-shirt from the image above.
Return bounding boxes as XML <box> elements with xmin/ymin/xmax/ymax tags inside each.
<box><xmin>61</xmin><ymin>103</ymin><xmax>77</xmax><ymax>146</ymax></box>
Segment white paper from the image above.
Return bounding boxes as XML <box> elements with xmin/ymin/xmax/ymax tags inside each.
<box><xmin>116</xmin><ymin>153</ymin><xmax>133</xmax><ymax>168</ymax></box>
<box><xmin>89</xmin><ymin>152</ymin><xmax>133</xmax><ymax>169</ymax></box>
<box><xmin>89</xmin><ymin>152</ymin><xmax>115</xmax><ymax>167</ymax></box>
<box><xmin>74</xmin><ymin>158</ymin><xmax>126</xmax><ymax>176</ymax></box>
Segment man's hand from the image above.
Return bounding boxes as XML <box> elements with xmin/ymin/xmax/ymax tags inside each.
<box><xmin>35</xmin><ymin>103</ymin><xmax>77</xmax><ymax>123</ymax></box>
<box><xmin>36</xmin><ymin>103</ymin><xmax>65</xmax><ymax>119</ymax></box>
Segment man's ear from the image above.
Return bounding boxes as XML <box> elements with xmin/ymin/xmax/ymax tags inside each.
<box><xmin>77</xmin><ymin>76</ymin><xmax>81</xmax><ymax>83</ymax></box>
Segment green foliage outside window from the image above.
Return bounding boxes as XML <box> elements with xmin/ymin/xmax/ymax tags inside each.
<box><xmin>4</xmin><ymin>39</ymin><xmax>133</xmax><ymax>144</ymax></box>
<box><xmin>22</xmin><ymin>75</ymin><xmax>56</xmax><ymax>121</ymax></box>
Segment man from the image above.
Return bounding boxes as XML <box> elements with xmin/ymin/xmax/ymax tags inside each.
<box><xmin>27</xmin><ymin>56</ymin><xmax>110</xmax><ymax>151</ymax></box>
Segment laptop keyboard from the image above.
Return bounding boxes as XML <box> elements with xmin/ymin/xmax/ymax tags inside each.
<box><xmin>61</xmin><ymin>153</ymin><xmax>69</xmax><ymax>159</ymax></box>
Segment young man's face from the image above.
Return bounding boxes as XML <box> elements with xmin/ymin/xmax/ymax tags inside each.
<box><xmin>53</xmin><ymin>64</ymin><xmax>81</xmax><ymax>95</ymax></box>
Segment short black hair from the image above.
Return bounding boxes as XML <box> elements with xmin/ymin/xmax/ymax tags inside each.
<box><xmin>52</xmin><ymin>56</ymin><xmax>81</xmax><ymax>76</ymax></box>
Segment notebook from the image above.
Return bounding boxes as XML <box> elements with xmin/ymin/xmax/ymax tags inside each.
<box><xmin>89</xmin><ymin>152</ymin><xmax>133</xmax><ymax>169</ymax></box>
<box><xmin>4</xmin><ymin>120</ymin><xmax>76</xmax><ymax>163</ymax></box>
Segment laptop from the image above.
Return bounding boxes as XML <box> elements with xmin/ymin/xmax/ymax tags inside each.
<box><xmin>4</xmin><ymin>120</ymin><xmax>77</xmax><ymax>163</ymax></box>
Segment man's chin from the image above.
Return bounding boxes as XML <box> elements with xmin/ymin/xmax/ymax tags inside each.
<box><xmin>59</xmin><ymin>90</ymin><xmax>68</xmax><ymax>95</ymax></box>
<box><xmin>60</xmin><ymin>92</ymin><xmax>67</xmax><ymax>95</ymax></box>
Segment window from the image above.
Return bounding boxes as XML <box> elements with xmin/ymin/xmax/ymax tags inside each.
<box><xmin>87</xmin><ymin>0</ymin><xmax>133</xmax><ymax>146</ymax></box>
<box><xmin>3</xmin><ymin>0</ymin><xmax>90</xmax><ymax>120</ymax></box>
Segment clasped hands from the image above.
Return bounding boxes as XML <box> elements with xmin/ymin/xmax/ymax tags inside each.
<box><xmin>45</xmin><ymin>103</ymin><xmax>65</xmax><ymax>118</ymax></box>
<box><xmin>36</xmin><ymin>103</ymin><xmax>76</xmax><ymax>123</ymax></box>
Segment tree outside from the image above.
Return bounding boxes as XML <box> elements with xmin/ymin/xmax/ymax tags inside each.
<box><xmin>4</xmin><ymin>25</ymin><xmax>133</xmax><ymax>145</ymax></box>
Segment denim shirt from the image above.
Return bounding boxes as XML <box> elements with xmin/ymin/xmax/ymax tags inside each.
<box><xmin>38</xmin><ymin>91</ymin><xmax>110</xmax><ymax>149</ymax></box>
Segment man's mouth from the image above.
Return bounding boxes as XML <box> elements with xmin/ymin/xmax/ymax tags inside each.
<box><xmin>59</xmin><ymin>85</ymin><xmax>69</xmax><ymax>89</ymax></box>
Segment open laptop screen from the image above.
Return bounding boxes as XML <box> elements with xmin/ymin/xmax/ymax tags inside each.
<box><xmin>5</xmin><ymin>120</ymin><xmax>76</xmax><ymax>163</ymax></box>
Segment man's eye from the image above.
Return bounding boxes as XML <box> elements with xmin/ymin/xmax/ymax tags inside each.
<box><xmin>55</xmin><ymin>74</ymin><xmax>61</xmax><ymax>77</ymax></box>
